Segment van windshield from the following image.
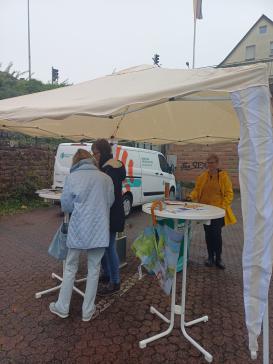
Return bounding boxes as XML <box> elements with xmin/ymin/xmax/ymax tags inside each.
<box><xmin>158</xmin><ymin>154</ymin><xmax>170</xmax><ymax>173</ymax></box>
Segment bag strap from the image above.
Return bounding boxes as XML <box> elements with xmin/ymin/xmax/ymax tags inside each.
<box><xmin>63</xmin><ymin>213</ymin><xmax>70</xmax><ymax>224</ymax></box>
<box><xmin>151</xmin><ymin>200</ymin><xmax>163</xmax><ymax>226</ymax></box>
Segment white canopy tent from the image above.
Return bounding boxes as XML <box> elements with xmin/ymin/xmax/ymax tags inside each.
<box><xmin>0</xmin><ymin>63</ymin><xmax>267</xmax><ymax>143</ymax></box>
<box><xmin>0</xmin><ymin>63</ymin><xmax>272</xmax><ymax>361</ymax></box>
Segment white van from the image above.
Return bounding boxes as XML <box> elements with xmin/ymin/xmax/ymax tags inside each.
<box><xmin>53</xmin><ymin>142</ymin><xmax>176</xmax><ymax>216</ymax></box>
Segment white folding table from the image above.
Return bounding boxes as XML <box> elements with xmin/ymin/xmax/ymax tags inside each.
<box><xmin>139</xmin><ymin>202</ymin><xmax>225</xmax><ymax>363</ymax></box>
<box><xmin>35</xmin><ymin>189</ymin><xmax>86</xmax><ymax>299</ymax></box>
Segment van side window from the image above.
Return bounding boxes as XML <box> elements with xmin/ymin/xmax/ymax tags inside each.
<box><xmin>158</xmin><ymin>155</ymin><xmax>170</xmax><ymax>173</ymax></box>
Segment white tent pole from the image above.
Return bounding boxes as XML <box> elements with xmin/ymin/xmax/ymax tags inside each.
<box><xmin>263</xmin><ymin>302</ymin><xmax>269</xmax><ymax>364</ymax></box>
<box><xmin>251</xmin><ymin>302</ymin><xmax>269</xmax><ymax>362</ymax></box>
<box><xmin>231</xmin><ymin>86</ymin><xmax>273</xmax><ymax>363</ymax></box>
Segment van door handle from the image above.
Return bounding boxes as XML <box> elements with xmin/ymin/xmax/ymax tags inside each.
<box><xmin>155</xmin><ymin>172</ymin><xmax>159</xmax><ymax>175</ymax></box>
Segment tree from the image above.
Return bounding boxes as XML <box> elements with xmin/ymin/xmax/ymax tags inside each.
<box><xmin>0</xmin><ymin>63</ymin><xmax>69</xmax><ymax>100</ymax></box>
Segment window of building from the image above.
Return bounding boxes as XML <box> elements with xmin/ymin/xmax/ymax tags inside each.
<box><xmin>245</xmin><ymin>45</ymin><xmax>256</xmax><ymax>60</ymax></box>
<box><xmin>259</xmin><ymin>25</ymin><xmax>267</xmax><ymax>34</ymax></box>
<box><xmin>270</xmin><ymin>41</ymin><xmax>273</xmax><ymax>56</ymax></box>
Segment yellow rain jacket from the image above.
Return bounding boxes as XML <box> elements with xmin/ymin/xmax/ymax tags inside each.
<box><xmin>189</xmin><ymin>170</ymin><xmax>237</xmax><ymax>226</ymax></box>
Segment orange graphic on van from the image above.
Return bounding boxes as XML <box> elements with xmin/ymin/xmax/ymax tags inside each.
<box><xmin>114</xmin><ymin>146</ymin><xmax>141</xmax><ymax>192</ymax></box>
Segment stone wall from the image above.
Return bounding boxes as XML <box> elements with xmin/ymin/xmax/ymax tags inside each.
<box><xmin>0</xmin><ymin>145</ymin><xmax>55</xmax><ymax>199</ymax></box>
<box><xmin>167</xmin><ymin>142</ymin><xmax>239</xmax><ymax>189</ymax></box>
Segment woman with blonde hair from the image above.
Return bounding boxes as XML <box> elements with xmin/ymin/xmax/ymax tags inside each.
<box><xmin>49</xmin><ymin>148</ymin><xmax>114</xmax><ymax>321</ymax></box>
<box><xmin>189</xmin><ymin>153</ymin><xmax>236</xmax><ymax>269</ymax></box>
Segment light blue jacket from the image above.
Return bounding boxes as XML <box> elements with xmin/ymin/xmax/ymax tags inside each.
<box><xmin>61</xmin><ymin>158</ymin><xmax>114</xmax><ymax>249</ymax></box>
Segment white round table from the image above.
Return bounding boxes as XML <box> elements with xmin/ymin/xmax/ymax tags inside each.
<box><xmin>142</xmin><ymin>201</ymin><xmax>224</xmax><ymax>221</ymax></box>
<box><xmin>139</xmin><ymin>201</ymin><xmax>225</xmax><ymax>363</ymax></box>
<box><xmin>36</xmin><ymin>189</ymin><xmax>62</xmax><ymax>201</ymax></box>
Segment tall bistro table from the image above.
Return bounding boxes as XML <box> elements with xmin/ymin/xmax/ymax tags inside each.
<box><xmin>140</xmin><ymin>201</ymin><xmax>225</xmax><ymax>363</ymax></box>
<box><xmin>35</xmin><ymin>189</ymin><xmax>86</xmax><ymax>299</ymax></box>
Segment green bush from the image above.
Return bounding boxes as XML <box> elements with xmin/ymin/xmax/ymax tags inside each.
<box><xmin>0</xmin><ymin>197</ymin><xmax>50</xmax><ymax>216</ymax></box>
<box><xmin>13</xmin><ymin>173</ymin><xmax>44</xmax><ymax>201</ymax></box>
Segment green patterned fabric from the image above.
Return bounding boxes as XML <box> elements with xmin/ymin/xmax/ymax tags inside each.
<box><xmin>158</xmin><ymin>218</ymin><xmax>192</xmax><ymax>272</ymax></box>
<box><xmin>132</xmin><ymin>220</ymin><xmax>191</xmax><ymax>294</ymax></box>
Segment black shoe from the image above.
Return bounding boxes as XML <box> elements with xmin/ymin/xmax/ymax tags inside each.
<box><xmin>204</xmin><ymin>259</ymin><xmax>214</xmax><ymax>267</ymax></box>
<box><xmin>97</xmin><ymin>283</ymin><xmax>120</xmax><ymax>296</ymax></box>
<box><xmin>99</xmin><ymin>275</ymin><xmax>110</xmax><ymax>284</ymax></box>
<box><xmin>215</xmin><ymin>260</ymin><xmax>226</xmax><ymax>270</ymax></box>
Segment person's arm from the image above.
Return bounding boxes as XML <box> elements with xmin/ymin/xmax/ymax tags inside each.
<box><xmin>188</xmin><ymin>174</ymin><xmax>203</xmax><ymax>202</ymax></box>
<box><xmin>107</xmin><ymin>178</ymin><xmax>115</xmax><ymax>207</ymax></box>
<box><xmin>60</xmin><ymin>177</ymin><xmax>75</xmax><ymax>213</ymax></box>
<box><xmin>222</xmin><ymin>173</ymin><xmax>234</xmax><ymax>208</ymax></box>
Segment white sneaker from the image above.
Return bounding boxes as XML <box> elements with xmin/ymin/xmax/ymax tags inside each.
<box><xmin>82</xmin><ymin>306</ymin><xmax>96</xmax><ymax>322</ymax></box>
<box><xmin>49</xmin><ymin>302</ymin><xmax>69</xmax><ymax>319</ymax></box>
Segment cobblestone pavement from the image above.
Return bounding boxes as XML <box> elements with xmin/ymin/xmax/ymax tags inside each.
<box><xmin>0</xmin><ymin>194</ymin><xmax>272</xmax><ymax>364</ymax></box>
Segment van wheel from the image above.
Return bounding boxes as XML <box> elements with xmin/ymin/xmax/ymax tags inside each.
<box><xmin>169</xmin><ymin>188</ymin><xmax>176</xmax><ymax>201</ymax></box>
<box><xmin>123</xmin><ymin>194</ymin><xmax>132</xmax><ymax>217</ymax></box>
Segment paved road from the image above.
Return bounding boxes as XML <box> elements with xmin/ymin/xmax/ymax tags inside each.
<box><xmin>0</xmin><ymin>195</ymin><xmax>272</xmax><ymax>363</ymax></box>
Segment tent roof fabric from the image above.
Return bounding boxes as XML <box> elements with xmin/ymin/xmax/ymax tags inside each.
<box><xmin>0</xmin><ymin>63</ymin><xmax>269</xmax><ymax>144</ymax></box>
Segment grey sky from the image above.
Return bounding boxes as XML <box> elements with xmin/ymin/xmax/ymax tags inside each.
<box><xmin>1</xmin><ymin>0</ymin><xmax>272</xmax><ymax>84</ymax></box>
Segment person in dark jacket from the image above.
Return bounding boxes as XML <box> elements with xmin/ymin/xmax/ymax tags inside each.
<box><xmin>92</xmin><ymin>139</ymin><xmax>126</xmax><ymax>295</ymax></box>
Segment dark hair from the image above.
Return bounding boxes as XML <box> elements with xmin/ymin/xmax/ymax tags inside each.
<box><xmin>91</xmin><ymin>139</ymin><xmax>113</xmax><ymax>168</ymax></box>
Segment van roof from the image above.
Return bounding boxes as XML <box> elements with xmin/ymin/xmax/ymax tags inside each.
<box><xmin>58</xmin><ymin>143</ymin><xmax>163</xmax><ymax>155</ymax></box>
<box><xmin>58</xmin><ymin>143</ymin><xmax>92</xmax><ymax>146</ymax></box>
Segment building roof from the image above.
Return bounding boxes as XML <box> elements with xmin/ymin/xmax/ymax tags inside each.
<box><xmin>218</xmin><ymin>14</ymin><xmax>273</xmax><ymax>67</ymax></box>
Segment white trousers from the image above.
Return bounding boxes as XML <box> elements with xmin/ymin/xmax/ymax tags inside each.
<box><xmin>55</xmin><ymin>247</ymin><xmax>105</xmax><ymax>318</ymax></box>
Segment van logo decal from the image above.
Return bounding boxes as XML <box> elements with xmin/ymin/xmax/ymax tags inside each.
<box><xmin>141</xmin><ymin>157</ymin><xmax>153</xmax><ymax>167</ymax></box>
<box><xmin>115</xmin><ymin>146</ymin><xmax>135</xmax><ymax>193</ymax></box>
<box><xmin>60</xmin><ymin>152</ymin><xmax>73</xmax><ymax>159</ymax></box>
<box><xmin>122</xmin><ymin>178</ymin><xmax>141</xmax><ymax>189</ymax></box>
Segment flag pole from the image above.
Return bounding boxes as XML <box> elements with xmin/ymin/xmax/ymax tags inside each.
<box><xmin>192</xmin><ymin>16</ymin><xmax>197</xmax><ymax>69</ymax></box>
<box><xmin>192</xmin><ymin>0</ymin><xmax>202</xmax><ymax>69</ymax></box>
<box><xmin>27</xmin><ymin>0</ymin><xmax>32</xmax><ymax>80</ymax></box>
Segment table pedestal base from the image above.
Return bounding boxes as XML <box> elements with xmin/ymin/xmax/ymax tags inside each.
<box><xmin>35</xmin><ymin>263</ymin><xmax>86</xmax><ymax>299</ymax></box>
<box><xmin>139</xmin><ymin>303</ymin><xmax>211</xmax><ymax>363</ymax></box>
<box><xmin>35</xmin><ymin>262</ymin><xmax>127</xmax><ymax>299</ymax></box>
<box><xmin>139</xmin><ymin>220</ymin><xmax>213</xmax><ymax>363</ymax></box>
<box><xmin>139</xmin><ymin>280</ymin><xmax>212</xmax><ymax>362</ymax></box>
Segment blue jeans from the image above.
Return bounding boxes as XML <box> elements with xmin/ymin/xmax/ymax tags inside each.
<box><xmin>101</xmin><ymin>232</ymin><xmax>120</xmax><ymax>284</ymax></box>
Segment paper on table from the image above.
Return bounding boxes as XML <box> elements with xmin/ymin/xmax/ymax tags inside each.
<box><xmin>164</xmin><ymin>207</ymin><xmax>206</xmax><ymax>214</ymax></box>
<box><xmin>165</xmin><ymin>201</ymin><xmax>205</xmax><ymax>209</ymax></box>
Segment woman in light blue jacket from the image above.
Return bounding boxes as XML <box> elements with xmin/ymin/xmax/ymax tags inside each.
<box><xmin>49</xmin><ymin>149</ymin><xmax>114</xmax><ymax>321</ymax></box>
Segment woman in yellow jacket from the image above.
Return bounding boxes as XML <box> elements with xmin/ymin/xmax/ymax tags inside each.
<box><xmin>189</xmin><ymin>154</ymin><xmax>236</xmax><ymax>269</ymax></box>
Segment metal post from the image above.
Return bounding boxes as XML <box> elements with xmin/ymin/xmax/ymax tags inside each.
<box><xmin>27</xmin><ymin>0</ymin><xmax>31</xmax><ymax>80</ymax></box>
<box><xmin>192</xmin><ymin>18</ymin><xmax>197</xmax><ymax>69</ymax></box>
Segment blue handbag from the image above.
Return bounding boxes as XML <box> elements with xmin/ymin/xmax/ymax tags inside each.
<box><xmin>48</xmin><ymin>222</ymin><xmax>68</xmax><ymax>260</ymax></box>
